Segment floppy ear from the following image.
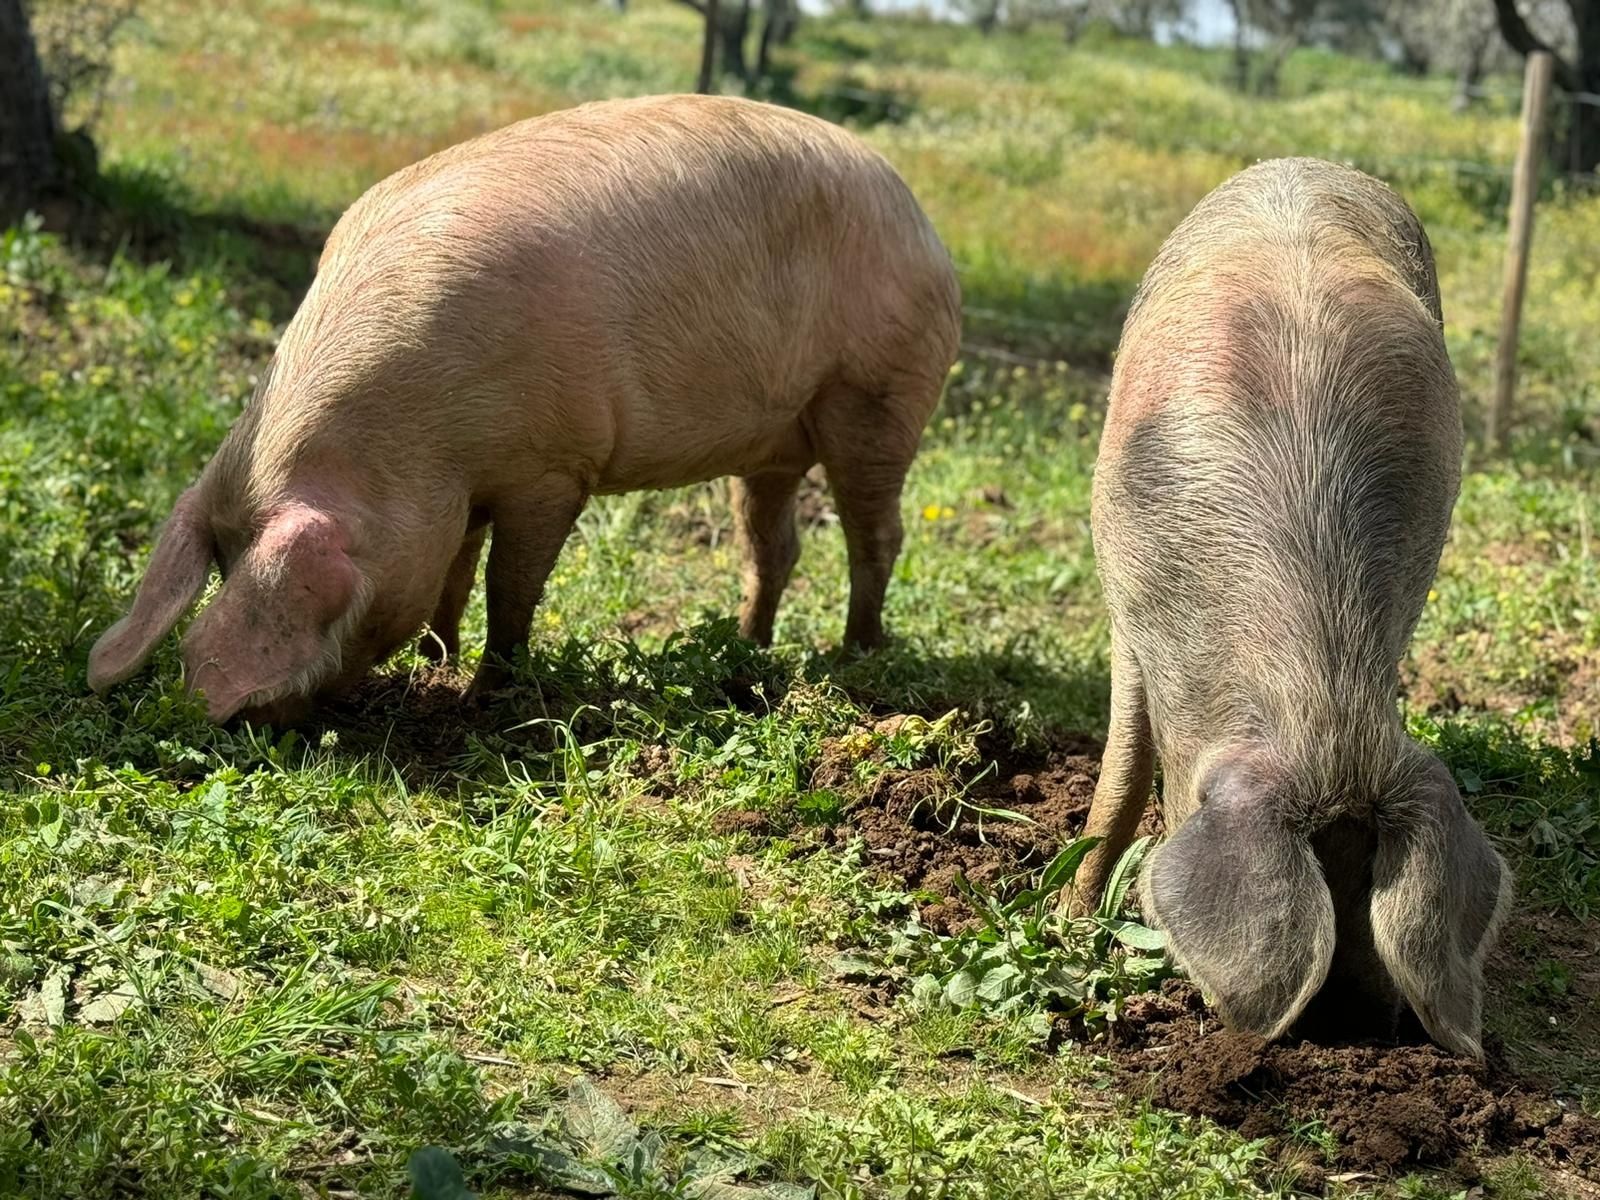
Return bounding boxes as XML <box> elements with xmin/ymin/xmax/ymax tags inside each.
<box><xmin>1142</xmin><ymin>757</ymin><xmax>1335</xmax><ymax>1040</ymax></box>
<box><xmin>88</xmin><ymin>487</ymin><xmax>214</xmax><ymax>692</ymax></box>
<box><xmin>1369</xmin><ymin>755</ymin><xmax>1511</xmax><ymax>1059</ymax></box>
<box><xmin>182</xmin><ymin>504</ymin><xmax>362</xmax><ymax>723</ymax></box>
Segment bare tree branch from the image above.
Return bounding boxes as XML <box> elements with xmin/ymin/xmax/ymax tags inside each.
<box><xmin>1490</xmin><ymin>0</ymin><xmax>1578</xmax><ymax>90</ymax></box>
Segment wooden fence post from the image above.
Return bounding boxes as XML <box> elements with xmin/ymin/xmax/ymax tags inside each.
<box><xmin>1488</xmin><ymin>50</ymin><xmax>1554</xmax><ymax>451</ymax></box>
<box><xmin>696</xmin><ymin>0</ymin><xmax>719</xmax><ymax>94</ymax></box>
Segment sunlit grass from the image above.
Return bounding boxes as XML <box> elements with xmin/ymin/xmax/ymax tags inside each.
<box><xmin>4</xmin><ymin>3</ymin><xmax>1598</xmax><ymax>1196</ymax></box>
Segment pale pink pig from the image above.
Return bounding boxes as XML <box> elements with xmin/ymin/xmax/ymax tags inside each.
<box><xmin>88</xmin><ymin>95</ymin><xmax>961</xmax><ymax>723</ymax></box>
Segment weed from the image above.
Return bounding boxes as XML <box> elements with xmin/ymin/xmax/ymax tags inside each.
<box><xmin>878</xmin><ymin>837</ymin><xmax>1170</xmax><ymax>1033</ymax></box>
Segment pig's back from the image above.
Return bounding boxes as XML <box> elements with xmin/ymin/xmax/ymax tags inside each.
<box><xmin>1094</xmin><ymin>159</ymin><xmax>1461</xmax><ymax>790</ymax></box>
<box><xmin>271</xmin><ymin>96</ymin><xmax>958</xmax><ymax>491</ymax></box>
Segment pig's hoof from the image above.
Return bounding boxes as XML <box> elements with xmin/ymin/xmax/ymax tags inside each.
<box><xmin>464</xmin><ymin>664</ymin><xmax>510</xmax><ymax>706</ymax></box>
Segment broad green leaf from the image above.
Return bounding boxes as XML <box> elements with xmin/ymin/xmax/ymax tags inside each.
<box><xmin>193</xmin><ymin>960</ymin><xmax>242</xmax><ymax>1000</ymax></box>
<box><xmin>944</xmin><ymin>968</ymin><xmax>980</xmax><ymax>1008</ymax></box>
<box><xmin>828</xmin><ymin>954</ymin><xmax>882</xmax><ymax>980</ymax></box>
<box><xmin>976</xmin><ymin>962</ymin><xmax>1024</xmax><ymax>1004</ymax></box>
<box><xmin>1097</xmin><ymin>836</ymin><xmax>1153</xmax><ymax>921</ymax></box>
<box><xmin>1037</xmin><ymin>836</ymin><xmax>1100</xmax><ymax>900</ymax></box>
<box><xmin>683</xmin><ymin>1148</ymin><xmax>762</xmax><ymax>1183</ymax></box>
<box><xmin>1099</xmin><ymin>919</ymin><xmax>1167</xmax><ymax>952</ymax></box>
<box><xmin>687</xmin><ymin>1182</ymin><xmax>771</xmax><ymax>1200</ymax></box>
<box><xmin>564</xmin><ymin>1076</ymin><xmax>638</xmax><ymax>1161</ymax></box>
<box><xmin>910</xmin><ymin>973</ymin><xmax>943</xmax><ymax>1007</ymax></box>
<box><xmin>19</xmin><ymin>966</ymin><xmax>68</xmax><ymax>1028</ymax></box>
<box><xmin>78</xmin><ymin>980</ymin><xmax>141</xmax><ymax>1024</ymax></box>
<box><xmin>492</xmin><ymin>1139</ymin><xmax>614</xmax><ymax>1196</ymax></box>
<box><xmin>407</xmin><ymin>1148</ymin><xmax>476</xmax><ymax>1200</ymax></box>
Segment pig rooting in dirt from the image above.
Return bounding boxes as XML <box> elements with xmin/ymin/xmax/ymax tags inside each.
<box><xmin>1072</xmin><ymin>158</ymin><xmax>1511</xmax><ymax>1058</ymax></box>
<box><xmin>87</xmin><ymin>95</ymin><xmax>961</xmax><ymax>725</ymax></box>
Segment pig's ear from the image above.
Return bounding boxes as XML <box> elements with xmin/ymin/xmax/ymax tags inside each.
<box><xmin>1143</xmin><ymin>758</ymin><xmax>1335</xmax><ymax>1039</ymax></box>
<box><xmin>183</xmin><ymin>504</ymin><xmax>361</xmax><ymax>723</ymax></box>
<box><xmin>88</xmin><ymin>487</ymin><xmax>213</xmax><ymax>692</ymax></box>
<box><xmin>1369</xmin><ymin>756</ymin><xmax>1511</xmax><ymax>1059</ymax></box>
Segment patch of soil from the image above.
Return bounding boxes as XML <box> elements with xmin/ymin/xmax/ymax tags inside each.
<box><xmin>803</xmin><ymin>715</ymin><xmax>1116</xmax><ymax>932</ymax></box>
<box><xmin>1111</xmin><ymin>980</ymin><xmax>1600</xmax><ymax>1184</ymax></box>
<box><xmin>1403</xmin><ymin>634</ymin><xmax>1599</xmax><ymax>745</ymax></box>
<box><xmin>316</xmin><ymin>663</ymin><xmax>481</xmax><ymax>769</ymax></box>
<box><xmin>1485</xmin><ymin>907</ymin><xmax>1600</xmax><ymax>1093</ymax></box>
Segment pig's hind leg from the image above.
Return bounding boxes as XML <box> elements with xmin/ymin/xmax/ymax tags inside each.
<box><xmin>809</xmin><ymin>378</ymin><xmax>938</xmax><ymax>651</ymax></box>
<box><xmin>466</xmin><ymin>478</ymin><xmax>587</xmax><ymax>702</ymax></box>
<box><xmin>420</xmin><ymin>523</ymin><xmax>487</xmax><ymax>664</ymax></box>
<box><xmin>732</xmin><ymin>470</ymin><xmax>805</xmax><ymax>646</ymax></box>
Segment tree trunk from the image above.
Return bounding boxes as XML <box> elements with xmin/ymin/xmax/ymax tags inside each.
<box><xmin>755</xmin><ymin>5</ymin><xmax>777</xmax><ymax>85</ymax></box>
<box><xmin>697</xmin><ymin>0</ymin><xmax>719</xmax><ymax>93</ymax></box>
<box><xmin>0</xmin><ymin>0</ymin><xmax>61</xmax><ymax>222</ymax></box>
<box><xmin>1492</xmin><ymin>0</ymin><xmax>1600</xmax><ymax>174</ymax></box>
<box><xmin>1396</xmin><ymin>38</ymin><xmax>1431</xmax><ymax>77</ymax></box>
<box><xmin>1227</xmin><ymin>0</ymin><xmax>1252</xmax><ymax>91</ymax></box>
<box><xmin>755</xmin><ymin>0</ymin><xmax>797</xmax><ymax>86</ymax></box>
<box><xmin>1258</xmin><ymin>34</ymin><xmax>1296</xmax><ymax>95</ymax></box>
<box><xmin>1571</xmin><ymin>0</ymin><xmax>1600</xmax><ymax>174</ymax></box>
<box><xmin>1452</xmin><ymin>25</ymin><xmax>1493</xmax><ymax>113</ymax></box>
<box><xmin>719</xmin><ymin>0</ymin><xmax>751</xmax><ymax>85</ymax></box>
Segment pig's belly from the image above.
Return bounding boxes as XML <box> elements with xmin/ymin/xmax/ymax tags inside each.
<box><xmin>590</xmin><ymin>409</ymin><xmax>815</xmax><ymax>495</ymax></box>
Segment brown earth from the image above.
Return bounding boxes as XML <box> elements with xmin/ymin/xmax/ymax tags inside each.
<box><xmin>793</xmin><ymin>711</ymin><xmax>1600</xmax><ymax>1190</ymax></box>
<box><xmin>1109</xmin><ymin>980</ymin><xmax>1600</xmax><ymax>1187</ymax></box>
<box><xmin>315</xmin><ymin>663</ymin><xmax>482</xmax><ymax>771</ymax></box>
<box><xmin>802</xmin><ymin>716</ymin><xmax>1110</xmax><ymax>933</ymax></box>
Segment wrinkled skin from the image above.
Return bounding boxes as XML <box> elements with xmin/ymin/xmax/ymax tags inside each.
<box><xmin>87</xmin><ymin>95</ymin><xmax>961</xmax><ymax>723</ymax></box>
<box><xmin>1069</xmin><ymin>158</ymin><xmax>1511</xmax><ymax>1058</ymax></box>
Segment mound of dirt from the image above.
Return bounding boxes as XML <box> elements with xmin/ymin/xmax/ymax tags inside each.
<box><xmin>1112</xmin><ymin>981</ymin><xmax>1600</xmax><ymax>1182</ymax></box>
<box><xmin>803</xmin><ymin>716</ymin><xmax>1113</xmax><ymax>932</ymax></box>
<box><xmin>316</xmin><ymin>663</ymin><xmax>480</xmax><ymax>768</ymax></box>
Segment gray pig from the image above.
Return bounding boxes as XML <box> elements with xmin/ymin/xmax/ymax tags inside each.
<box><xmin>87</xmin><ymin>95</ymin><xmax>961</xmax><ymax>724</ymax></box>
<box><xmin>1072</xmin><ymin>158</ymin><xmax>1510</xmax><ymax>1058</ymax></box>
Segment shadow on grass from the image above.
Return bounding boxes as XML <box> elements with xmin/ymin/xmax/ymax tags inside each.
<box><xmin>1418</xmin><ymin>716</ymin><xmax>1600</xmax><ymax>1092</ymax></box>
<box><xmin>47</xmin><ymin>162</ymin><xmax>330</xmax><ymax>321</ymax></box>
<box><xmin>956</xmin><ymin>273</ymin><xmax>1133</xmax><ymax>367</ymax></box>
<box><xmin>302</xmin><ymin>619</ymin><xmax>1108</xmax><ymax>791</ymax></box>
<box><xmin>758</xmin><ymin>64</ymin><xmax>915</xmax><ymax>130</ymax></box>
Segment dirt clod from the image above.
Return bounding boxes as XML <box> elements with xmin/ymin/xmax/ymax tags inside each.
<box><xmin>805</xmin><ymin>719</ymin><xmax>1108</xmax><ymax>932</ymax></box>
<box><xmin>1111</xmin><ymin>980</ymin><xmax>1600</xmax><ymax>1179</ymax></box>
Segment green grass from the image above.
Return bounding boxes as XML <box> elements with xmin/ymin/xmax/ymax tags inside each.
<box><xmin>4</xmin><ymin>2</ymin><xmax>1600</xmax><ymax>1197</ymax></box>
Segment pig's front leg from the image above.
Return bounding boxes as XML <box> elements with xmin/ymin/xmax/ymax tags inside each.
<box><xmin>422</xmin><ymin>521</ymin><xmax>488</xmax><ymax>663</ymax></box>
<box><xmin>467</xmin><ymin>477</ymin><xmax>587</xmax><ymax>702</ymax></box>
<box><xmin>1066</xmin><ymin>625</ymin><xmax>1156</xmax><ymax>916</ymax></box>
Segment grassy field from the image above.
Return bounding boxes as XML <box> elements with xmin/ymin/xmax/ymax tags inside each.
<box><xmin>3</xmin><ymin>1</ymin><xmax>1599</xmax><ymax>1197</ymax></box>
